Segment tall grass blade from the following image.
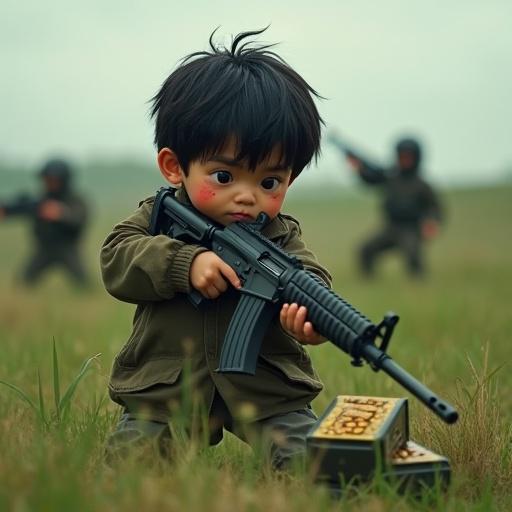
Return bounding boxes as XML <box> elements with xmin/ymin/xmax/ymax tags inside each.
<box><xmin>52</xmin><ymin>338</ymin><xmax>61</xmax><ymax>421</ymax></box>
<box><xmin>37</xmin><ymin>369</ymin><xmax>48</xmax><ymax>426</ymax></box>
<box><xmin>0</xmin><ymin>379</ymin><xmax>41</xmax><ymax>421</ymax></box>
<box><xmin>59</xmin><ymin>353</ymin><xmax>101</xmax><ymax>420</ymax></box>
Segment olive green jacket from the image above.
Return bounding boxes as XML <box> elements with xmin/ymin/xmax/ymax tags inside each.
<box><xmin>100</xmin><ymin>189</ymin><xmax>332</xmax><ymax>423</ymax></box>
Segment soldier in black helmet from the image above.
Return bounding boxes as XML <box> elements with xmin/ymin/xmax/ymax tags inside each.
<box><xmin>0</xmin><ymin>159</ymin><xmax>89</xmax><ymax>286</ymax></box>
<box><xmin>330</xmin><ymin>134</ymin><xmax>443</xmax><ymax>277</ymax></box>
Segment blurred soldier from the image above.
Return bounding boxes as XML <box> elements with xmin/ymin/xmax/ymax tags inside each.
<box><xmin>329</xmin><ymin>134</ymin><xmax>443</xmax><ymax>277</ymax></box>
<box><xmin>0</xmin><ymin>159</ymin><xmax>89</xmax><ymax>286</ymax></box>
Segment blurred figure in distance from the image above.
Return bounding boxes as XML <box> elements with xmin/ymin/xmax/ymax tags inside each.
<box><xmin>0</xmin><ymin>158</ymin><xmax>89</xmax><ymax>286</ymax></box>
<box><xmin>328</xmin><ymin>132</ymin><xmax>443</xmax><ymax>278</ymax></box>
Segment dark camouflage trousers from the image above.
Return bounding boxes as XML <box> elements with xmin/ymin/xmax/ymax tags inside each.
<box><xmin>21</xmin><ymin>244</ymin><xmax>89</xmax><ymax>286</ymax></box>
<box><xmin>359</xmin><ymin>224</ymin><xmax>424</xmax><ymax>276</ymax></box>
<box><xmin>106</xmin><ymin>389</ymin><xmax>317</xmax><ymax>470</ymax></box>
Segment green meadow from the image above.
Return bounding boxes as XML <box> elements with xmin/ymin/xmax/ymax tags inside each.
<box><xmin>0</xmin><ymin>170</ymin><xmax>511</xmax><ymax>511</ymax></box>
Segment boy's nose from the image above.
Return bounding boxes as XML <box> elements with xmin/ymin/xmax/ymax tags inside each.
<box><xmin>234</xmin><ymin>188</ymin><xmax>256</xmax><ymax>205</ymax></box>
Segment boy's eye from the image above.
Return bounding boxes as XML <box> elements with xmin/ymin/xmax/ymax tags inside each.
<box><xmin>261</xmin><ymin>177</ymin><xmax>280</xmax><ymax>191</ymax></box>
<box><xmin>211</xmin><ymin>170</ymin><xmax>233</xmax><ymax>184</ymax></box>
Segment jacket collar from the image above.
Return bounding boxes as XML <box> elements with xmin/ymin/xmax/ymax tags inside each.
<box><xmin>175</xmin><ymin>186</ymin><xmax>290</xmax><ymax>241</ymax></box>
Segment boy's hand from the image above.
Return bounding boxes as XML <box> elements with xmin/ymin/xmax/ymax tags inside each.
<box><xmin>190</xmin><ymin>251</ymin><xmax>241</xmax><ymax>299</ymax></box>
<box><xmin>280</xmin><ymin>303</ymin><xmax>326</xmax><ymax>346</ymax></box>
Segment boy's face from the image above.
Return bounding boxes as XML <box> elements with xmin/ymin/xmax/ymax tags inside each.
<box><xmin>158</xmin><ymin>140</ymin><xmax>292</xmax><ymax>226</ymax></box>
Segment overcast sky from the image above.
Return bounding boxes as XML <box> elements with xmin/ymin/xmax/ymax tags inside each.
<box><xmin>1</xmin><ymin>1</ymin><xmax>511</xmax><ymax>187</ymax></box>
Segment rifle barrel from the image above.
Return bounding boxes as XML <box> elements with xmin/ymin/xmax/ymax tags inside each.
<box><xmin>362</xmin><ymin>344</ymin><xmax>458</xmax><ymax>424</ymax></box>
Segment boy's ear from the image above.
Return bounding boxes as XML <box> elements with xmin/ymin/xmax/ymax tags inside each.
<box><xmin>157</xmin><ymin>148</ymin><xmax>183</xmax><ymax>186</ymax></box>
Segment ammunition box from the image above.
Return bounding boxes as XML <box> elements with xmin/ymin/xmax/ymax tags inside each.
<box><xmin>385</xmin><ymin>440</ymin><xmax>451</xmax><ymax>493</ymax></box>
<box><xmin>307</xmin><ymin>395</ymin><xmax>409</xmax><ymax>484</ymax></box>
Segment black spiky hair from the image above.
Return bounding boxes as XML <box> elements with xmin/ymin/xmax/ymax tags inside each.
<box><xmin>150</xmin><ymin>28</ymin><xmax>323</xmax><ymax>178</ymax></box>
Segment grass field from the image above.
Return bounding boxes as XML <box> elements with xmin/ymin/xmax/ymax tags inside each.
<box><xmin>0</xmin><ymin>182</ymin><xmax>511</xmax><ymax>511</ymax></box>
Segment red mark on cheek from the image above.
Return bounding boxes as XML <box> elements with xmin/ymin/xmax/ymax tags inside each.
<box><xmin>194</xmin><ymin>185</ymin><xmax>216</xmax><ymax>206</ymax></box>
<box><xmin>264</xmin><ymin>192</ymin><xmax>285</xmax><ymax>218</ymax></box>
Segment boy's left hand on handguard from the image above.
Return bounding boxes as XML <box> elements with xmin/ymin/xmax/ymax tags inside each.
<box><xmin>280</xmin><ymin>303</ymin><xmax>326</xmax><ymax>345</ymax></box>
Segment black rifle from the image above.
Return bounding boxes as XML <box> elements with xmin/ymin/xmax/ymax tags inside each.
<box><xmin>326</xmin><ymin>132</ymin><xmax>384</xmax><ymax>176</ymax></box>
<box><xmin>150</xmin><ymin>187</ymin><xmax>458</xmax><ymax>424</ymax></box>
<box><xmin>0</xmin><ymin>194</ymin><xmax>39</xmax><ymax>216</ymax></box>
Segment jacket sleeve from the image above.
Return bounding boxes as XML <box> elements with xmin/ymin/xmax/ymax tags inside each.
<box><xmin>0</xmin><ymin>194</ymin><xmax>37</xmax><ymax>217</ymax></box>
<box><xmin>278</xmin><ymin>215</ymin><xmax>332</xmax><ymax>288</ymax></box>
<box><xmin>357</xmin><ymin>162</ymin><xmax>388</xmax><ymax>185</ymax></box>
<box><xmin>100</xmin><ymin>198</ymin><xmax>207</xmax><ymax>303</ymax></box>
<box><xmin>58</xmin><ymin>195</ymin><xmax>88</xmax><ymax>231</ymax></box>
<box><xmin>56</xmin><ymin>196</ymin><xmax>87</xmax><ymax>232</ymax></box>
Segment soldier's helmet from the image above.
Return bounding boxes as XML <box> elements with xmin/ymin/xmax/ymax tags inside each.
<box><xmin>395</xmin><ymin>138</ymin><xmax>421</xmax><ymax>171</ymax></box>
<box><xmin>395</xmin><ymin>138</ymin><xmax>421</xmax><ymax>162</ymax></box>
<box><xmin>39</xmin><ymin>159</ymin><xmax>72</xmax><ymax>185</ymax></box>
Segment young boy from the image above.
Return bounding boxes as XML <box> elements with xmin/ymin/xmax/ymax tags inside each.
<box><xmin>100</xmin><ymin>29</ymin><xmax>331</xmax><ymax>470</ymax></box>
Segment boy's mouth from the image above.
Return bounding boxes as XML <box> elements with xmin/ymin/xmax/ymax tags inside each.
<box><xmin>229</xmin><ymin>212</ymin><xmax>254</xmax><ymax>222</ymax></box>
